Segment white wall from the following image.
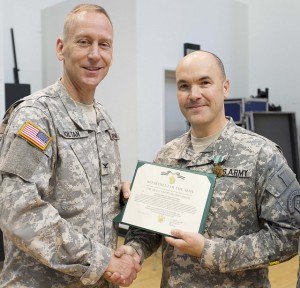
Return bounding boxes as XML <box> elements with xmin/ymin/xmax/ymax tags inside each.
<box><xmin>136</xmin><ymin>0</ymin><xmax>248</xmax><ymax>161</ymax></box>
<box><xmin>237</xmin><ymin>0</ymin><xmax>300</xmax><ymax>148</ymax></box>
<box><xmin>0</xmin><ymin>0</ymin><xmax>4</xmax><ymax>118</ymax></box>
<box><xmin>42</xmin><ymin>0</ymin><xmax>138</xmax><ymax>181</ymax></box>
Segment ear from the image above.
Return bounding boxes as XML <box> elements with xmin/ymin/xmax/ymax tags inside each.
<box><xmin>223</xmin><ymin>79</ymin><xmax>230</xmax><ymax>100</ymax></box>
<box><xmin>56</xmin><ymin>38</ymin><xmax>64</xmax><ymax>61</ymax></box>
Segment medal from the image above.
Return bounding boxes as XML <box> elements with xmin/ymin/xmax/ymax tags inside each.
<box><xmin>212</xmin><ymin>165</ymin><xmax>224</xmax><ymax>177</ymax></box>
<box><xmin>211</xmin><ymin>155</ymin><xmax>225</xmax><ymax>178</ymax></box>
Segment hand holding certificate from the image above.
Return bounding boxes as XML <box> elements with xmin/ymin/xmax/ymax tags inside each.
<box><xmin>114</xmin><ymin>161</ymin><xmax>216</xmax><ymax>236</ymax></box>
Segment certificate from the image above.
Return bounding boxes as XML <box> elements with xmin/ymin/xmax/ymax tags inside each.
<box><xmin>114</xmin><ymin>161</ymin><xmax>216</xmax><ymax>236</ymax></box>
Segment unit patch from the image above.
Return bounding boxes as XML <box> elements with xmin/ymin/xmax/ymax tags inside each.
<box><xmin>17</xmin><ymin>121</ymin><xmax>52</xmax><ymax>151</ymax></box>
<box><xmin>288</xmin><ymin>190</ymin><xmax>300</xmax><ymax>214</ymax></box>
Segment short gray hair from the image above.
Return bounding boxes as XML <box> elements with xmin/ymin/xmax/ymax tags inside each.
<box><xmin>63</xmin><ymin>4</ymin><xmax>112</xmax><ymax>40</ymax></box>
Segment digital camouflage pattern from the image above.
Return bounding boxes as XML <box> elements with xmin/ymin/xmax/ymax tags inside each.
<box><xmin>0</xmin><ymin>81</ymin><xmax>121</xmax><ymax>287</ymax></box>
<box><xmin>126</xmin><ymin>118</ymin><xmax>300</xmax><ymax>288</ymax></box>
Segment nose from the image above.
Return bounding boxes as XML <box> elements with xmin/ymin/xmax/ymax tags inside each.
<box><xmin>88</xmin><ymin>43</ymin><xmax>101</xmax><ymax>61</ymax></box>
<box><xmin>189</xmin><ymin>85</ymin><xmax>202</xmax><ymax>100</ymax></box>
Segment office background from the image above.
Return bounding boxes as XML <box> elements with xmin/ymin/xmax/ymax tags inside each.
<box><xmin>0</xmin><ymin>0</ymin><xmax>299</xmax><ymax>180</ymax></box>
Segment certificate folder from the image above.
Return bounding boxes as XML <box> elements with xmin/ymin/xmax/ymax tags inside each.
<box><xmin>114</xmin><ymin>161</ymin><xmax>216</xmax><ymax>236</ymax></box>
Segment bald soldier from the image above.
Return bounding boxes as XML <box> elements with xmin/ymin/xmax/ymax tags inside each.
<box><xmin>0</xmin><ymin>4</ymin><xmax>140</xmax><ymax>288</ymax></box>
<box><xmin>113</xmin><ymin>51</ymin><xmax>300</xmax><ymax>287</ymax></box>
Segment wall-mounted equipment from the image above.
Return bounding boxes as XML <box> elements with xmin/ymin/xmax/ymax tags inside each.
<box><xmin>5</xmin><ymin>28</ymin><xmax>31</xmax><ymax>110</ymax></box>
<box><xmin>224</xmin><ymin>98</ymin><xmax>268</xmax><ymax>125</ymax></box>
<box><xmin>184</xmin><ymin>43</ymin><xmax>200</xmax><ymax>56</ymax></box>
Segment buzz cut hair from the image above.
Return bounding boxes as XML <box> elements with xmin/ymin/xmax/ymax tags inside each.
<box><xmin>185</xmin><ymin>50</ymin><xmax>227</xmax><ymax>80</ymax></box>
<box><xmin>63</xmin><ymin>4</ymin><xmax>112</xmax><ymax>40</ymax></box>
<box><xmin>203</xmin><ymin>51</ymin><xmax>226</xmax><ymax>80</ymax></box>
<box><xmin>209</xmin><ymin>51</ymin><xmax>226</xmax><ymax>80</ymax></box>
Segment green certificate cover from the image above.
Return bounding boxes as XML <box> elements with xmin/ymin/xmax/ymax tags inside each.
<box><xmin>114</xmin><ymin>161</ymin><xmax>216</xmax><ymax>236</ymax></box>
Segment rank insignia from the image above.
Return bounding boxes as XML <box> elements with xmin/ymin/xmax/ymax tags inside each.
<box><xmin>212</xmin><ymin>165</ymin><xmax>224</xmax><ymax>177</ymax></box>
<box><xmin>18</xmin><ymin>121</ymin><xmax>52</xmax><ymax>151</ymax></box>
<box><xmin>109</xmin><ymin>131</ymin><xmax>120</xmax><ymax>141</ymax></box>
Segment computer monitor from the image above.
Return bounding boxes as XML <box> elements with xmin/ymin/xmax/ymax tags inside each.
<box><xmin>247</xmin><ymin>112</ymin><xmax>300</xmax><ymax>181</ymax></box>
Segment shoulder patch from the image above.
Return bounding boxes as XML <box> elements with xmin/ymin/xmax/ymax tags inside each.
<box><xmin>17</xmin><ymin>121</ymin><xmax>52</xmax><ymax>151</ymax></box>
<box><xmin>288</xmin><ymin>190</ymin><xmax>300</xmax><ymax>214</ymax></box>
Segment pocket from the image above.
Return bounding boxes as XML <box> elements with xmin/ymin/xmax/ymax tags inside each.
<box><xmin>56</xmin><ymin>127</ymin><xmax>101</xmax><ymax>195</ymax></box>
<box><xmin>266</xmin><ymin>168</ymin><xmax>295</xmax><ymax>198</ymax></box>
<box><xmin>70</xmin><ymin>141</ymin><xmax>101</xmax><ymax>194</ymax></box>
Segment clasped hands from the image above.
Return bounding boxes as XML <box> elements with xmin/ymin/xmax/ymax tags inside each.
<box><xmin>104</xmin><ymin>230</ymin><xmax>205</xmax><ymax>286</ymax></box>
<box><xmin>104</xmin><ymin>245</ymin><xmax>141</xmax><ymax>287</ymax></box>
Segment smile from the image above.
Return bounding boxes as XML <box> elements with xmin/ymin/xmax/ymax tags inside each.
<box><xmin>187</xmin><ymin>104</ymin><xmax>207</xmax><ymax>109</ymax></box>
<box><xmin>84</xmin><ymin>67</ymin><xmax>101</xmax><ymax>71</ymax></box>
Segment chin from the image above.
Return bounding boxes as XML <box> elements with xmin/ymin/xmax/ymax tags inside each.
<box><xmin>82</xmin><ymin>79</ymin><xmax>102</xmax><ymax>88</ymax></box>
<box><xmin>189</xmin><ymin>114</ymin><xmax>207</xmax><ymax>123</ymax></box>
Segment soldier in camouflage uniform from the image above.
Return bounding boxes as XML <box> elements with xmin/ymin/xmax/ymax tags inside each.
<box><xmin>0</xmin><ymin>4</ymin><xmax>140</xmax><ymax>288</ymax></box>
<box><xmin>115</xmin><ymin>51</ymin><xmax>300</xmax><ymax>287</ymax></box>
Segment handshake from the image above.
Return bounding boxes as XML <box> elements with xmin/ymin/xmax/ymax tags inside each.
<box><xmin>104</xmin><ymin>245</ymin><xmax>142</xmax><ymax>287</ymax></box>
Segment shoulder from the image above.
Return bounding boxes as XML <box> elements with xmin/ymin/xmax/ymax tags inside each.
<box><xmin>161</xmin><ymin>132</ymin><xmax>188</xmax><ymax>151</ymax></box>
<box><xmin>3</xmin><ymin>83</ymin><xmax>63</xmax><ymax>140</ymax></box>
<box><xmin>231</xmin><ymin>126</ymin><xmax>292</xmax><ymax>181</ymax></box>
<box><xmin>155</xmin><ymin>132</ymin><xmax>188</xmax><ymax>162</ymax></box>
<box><xmin>94</xmin><ymin>101</ymin><xmax>112</xmax><ymax>120</ymax></box>
<box><xmin>94</xmin><ymin>101</ymin><xmax>118</xmax><ymax>132</ymax></box>
<box><xmin>3</xmin><ymin>84</ymin><xmax>60</xmax><ymax>125</ymax></box>
<box><xmin>17</xmin><ymin>83</ymin><xmax>60</xmax><ymax>112</ymax></box>
<box><xmin>13</xmin><ymin>82</ymin><xmax>66</xmax><ymax>117</ymax></box>
<box><xmin>230</xmin><ymin>125</ymin><xmax>281</xmax><ymax>155</ymax></box>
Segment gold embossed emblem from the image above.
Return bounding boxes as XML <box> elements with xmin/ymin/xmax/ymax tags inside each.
<box><xmin>169</xmin><ymin>175</ymin><xmax>176</xmax><ymax>184</ymax></box>
<box><xmin>157</xmin><ymin>215</ymin><xmax>165</xmax><ymax>223</ymax></box>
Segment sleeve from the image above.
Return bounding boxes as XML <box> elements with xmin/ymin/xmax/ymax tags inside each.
<box><xmin>0</xmin><ymin>106</ymin><xmax>111</xmax><ymax>286</ymax></box>
<box><xmin>124</xmin><ymin>227</ymin><xmax>162</xmax><ymax>262</ymax></box>
<box><xmin>199</xmin><ymin>144</ymin><xmax>300</xmax><ymax>273</ymax></box>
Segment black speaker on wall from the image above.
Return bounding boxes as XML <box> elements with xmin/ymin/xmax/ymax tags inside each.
<box><xmin>5</xmin><ymin>83</ymin><xmax>31</xmax><ymax>110</ymax></box>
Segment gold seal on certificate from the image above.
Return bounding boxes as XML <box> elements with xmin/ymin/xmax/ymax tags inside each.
<box><xmin>114</xmin><ymin>161</ymin><xmax>216</xmax><ymax>236</ymax></box>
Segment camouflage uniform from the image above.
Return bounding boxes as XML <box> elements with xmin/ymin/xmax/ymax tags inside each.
<box><xmin>0</xmin><ymin>81</ymin><xmax>121</xmax><ymax>287</ymax></box>
<box><xmin>126</xmin><ymin>118</ymin><xmax>300</xmax><ymax>288</ymax></box>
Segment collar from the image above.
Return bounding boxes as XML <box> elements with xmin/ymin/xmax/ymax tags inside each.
<box><xmin>55</xmin><ymin>81</ymin><xmax>96</xmax><ymax>131</ymax></box>
<box><xmin>173</xmin><ymin>118</ymin><xmax>236</xmax><ymax>166</ymax></box>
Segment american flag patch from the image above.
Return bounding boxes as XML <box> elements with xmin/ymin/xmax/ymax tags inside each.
<box><xmin>17</xmin><ymin>121</ymin><xmax>52</xmax><ymax>151</ymax></box>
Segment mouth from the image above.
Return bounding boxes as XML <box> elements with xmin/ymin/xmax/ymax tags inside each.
<box><xmin>83</xmin><ymin>67</ymin><xmax>102</xmax><ymax>71</ymax></box>
<box><xmin>187</xmin><ymin>104</ymin><xmax>207</xmax><ymax>109</ymax></box>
